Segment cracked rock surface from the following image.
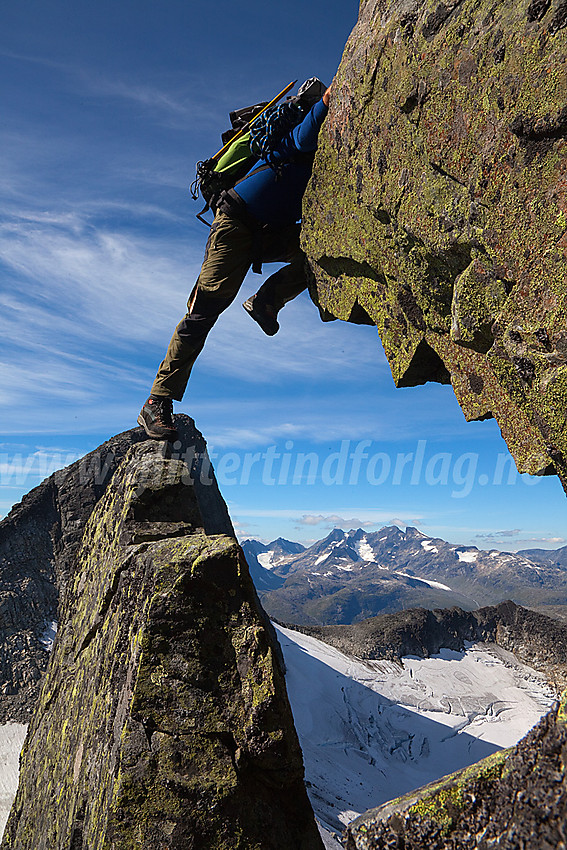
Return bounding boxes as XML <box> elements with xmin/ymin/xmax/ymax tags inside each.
<box><xmin>2</xmin><ymin>430</ymin><xmax>323</xmax><ymax>850</ymax></box>
<box><xmin>302</xmin><ymin>0</ymin><xmax>567</xmax><ymax>489</ymax></box>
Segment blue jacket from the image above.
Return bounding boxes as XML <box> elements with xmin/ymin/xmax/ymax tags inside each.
<box><xmin>234</xmin><ymin>98</ymin><xmax>329</xmax><ymax>228</ymax></box>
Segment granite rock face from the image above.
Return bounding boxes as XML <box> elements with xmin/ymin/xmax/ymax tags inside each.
<box><xmin>1</xmin><ymin>428</ymin><xmax>323</xmax><ymax>849</ymax></box>
<box><xmin>345</xmin><ymin>689</ymin><xmax>567</xmax><ymax>849</ymax></box>
<box><xmin>0</xmin><ymin>416</ymin><xmax>232</xmax><ymax>722</ymax></box>
<box><xmin>302</xmin><ymin>0</ymin><xmax>567</xmax><ymax>488</ymax></box>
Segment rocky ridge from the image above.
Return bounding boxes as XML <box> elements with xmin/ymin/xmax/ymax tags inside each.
<box><xmin>302</xmin><ymin>0</ymin><xmax>567</xmax><ymax>490</ymax></box>
<box><xmin>0</xmin><ymin>417</ymin><xmax>232</xmax><ymax>722</ymax></box>
<box><xmin>1</xmin><ymin>423</ymin><xmax>323</xmax><ymax>850</ymax></box>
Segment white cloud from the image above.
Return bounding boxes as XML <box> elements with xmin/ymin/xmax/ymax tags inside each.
<box><xmin>229</xmin><ymin>507</ymin><xmax>425</xmax><ymax>524</ymax></box>
<box><xmin>297</xmin><ymin>514</ymin><xmax>367</xmax><ymax>527</ymax></box>
<box><xmin>295</xmin><ymin>513</ymin><xmax>423</xmax><ymax>530</ymax></box>
<box><xmin>470</xmin><ymin>529</ymin><xmax>567</xmax><ymax>552</ymax></box>
<box><xmin>474</xmin><ymin>529</ymin><xmax>523</xmax><ymax>540</ymax></box>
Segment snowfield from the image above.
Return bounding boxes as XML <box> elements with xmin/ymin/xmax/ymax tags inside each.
<box><xmin>355</xmin><ymin>538</ymin><xmax>377</xmax><ymax>562</ymax></box>
<box><xmin>275</xmin><ymin>624</ymin><xmax>556</xmax><ymax>837</ymax></box>
<box><xmin>40</xmin><ymin>620</ymin><xmax>58</xmax><ymax>652</ymax></box>
<box><xmin>257</xmin><ymin>552</ymin><xmax>275</xmax><ymax>570</ymax></box>
<box><xmin>457</xmin><ymin>550</ymin><xmax>478</xmax><ymax>563</ymax></box>
<box><xmin>0</xmin><ymin>724</ymin><xmax>27</xmax><ymax>837</ymax></box>
<box><xmin>394</xmin><ymin>572</ymin><xmax>452</xmax><ymax>592</ymax></box>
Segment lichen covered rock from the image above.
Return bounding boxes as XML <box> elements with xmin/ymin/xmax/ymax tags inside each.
<box><xmin>302</xmin><ymin>0</ymin><xmax>567</xmax><ymax>487</ymax></box>
<box><xmin>0</xmin><ymin>415</ymin><xmax>233</xmax><ymax>722</ymax></box>
<box><xmin>345</xmin><ymin>689</ymin><xmax>567</xmax><ymax>848</ymax></box>
<box><xmin>2</xmin><ymin>442</ymin><xmax>323</xmax><ymax>850</ymax></box>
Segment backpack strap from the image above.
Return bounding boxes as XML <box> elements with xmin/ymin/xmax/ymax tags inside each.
<box><xmin>234</xmin><ymin>163</ymin><xmax>273</xmax><ymax>186</ymax></box>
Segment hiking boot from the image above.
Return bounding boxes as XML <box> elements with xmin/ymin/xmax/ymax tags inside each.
<box><xmin>242</xmin><ymin>295</ymin><xmax>279</xmax><ymax>336</ymax></box>
<box><xmin>137</xmin><ymin>396</ymin><xmax>178</xmax><ymax>441</ymax></box>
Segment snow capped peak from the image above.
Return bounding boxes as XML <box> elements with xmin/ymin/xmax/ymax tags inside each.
<box><xmin>243</xmin><ymin>528</ymin><xmax>567</xmax><ymax>625</ymax></box>
<box><xmin>240</xmin><ymin>539</ymin><xmax>268</xmax><ymax>555</ymax></box>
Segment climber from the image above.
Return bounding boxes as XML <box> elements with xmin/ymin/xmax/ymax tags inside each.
<box><xmin>138</xmin><ymin>80</ymin><xmax>332</xmax><ymax>441</ymax></box>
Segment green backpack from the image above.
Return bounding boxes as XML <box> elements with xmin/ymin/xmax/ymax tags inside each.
<box><xmin>191</xmin><ymin>130</ymin><xmax>258</xmax><ymax>223</ymax></box>
<box><xmin>190</xmin><ymin>79</ymin><xmax>325</xmax><ymax>225</ymax></box>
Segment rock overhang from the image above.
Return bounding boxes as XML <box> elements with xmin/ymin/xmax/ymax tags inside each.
<box><xmin>302</xmin><ymin>0</ymin><xmax>567</xmax><ymax>489</ymax></box>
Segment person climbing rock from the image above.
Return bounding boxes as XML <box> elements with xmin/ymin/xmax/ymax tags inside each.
<box><xmin>138</xmin><ymin>80</ymin><xmax>332</xmax><ymax>441</ymax></box>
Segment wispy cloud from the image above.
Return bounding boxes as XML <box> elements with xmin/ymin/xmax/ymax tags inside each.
<box><xmin>0</xmin><ymin>48</ymin><xmax>224</xmax><ymax>131</ymax></box>
<box><xmin>0</xmin><ymin>449</ymin><xmax>83</xmax><ymax>484</ymax></box>
<box><xmin>1</xmin><ymin>200</ymin><xmax>393</xmax><ymax>437</ymax></box>
<box><xmin>0</xmin><ymin>49</ymin><xmax>72</xmax><ymax>72</ymax></box>
<box><xmin>474</xmin><ymin>529</ymin><xmax>523</xmax><ymax>541</ymax></box>
<box><xmin>295</xmin><ymin>513</ymin><xmax>423</xmax><ymax>530</ymax></box>
<box><xmin>84</xmin><ymin>77</ymin><xmax>223</xmax><ymax>130</ymax></box>
<box><xmin>203</xmin><ymin>410</ymin><xmax>394</xmax><ymax>449</ymax></box>
<box><xmin>0</xmin><ymin>213</ymin><xmax>200</xmax><ymax>343</ymax></box>
<box><xmin>93</xmin><ymin>79</ymin><xmax>194</xmax><ymax>115</ymax></box>
<box><xmin>474</xmin><ymin>529</ymin><xmax>567</xmax><ymax>548</ymax></box>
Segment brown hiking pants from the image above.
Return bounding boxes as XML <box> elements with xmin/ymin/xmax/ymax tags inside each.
<box><xmin>151</xmin><ymin>211</ymin><xmax>308</xmax><ymax>401</ymax></box>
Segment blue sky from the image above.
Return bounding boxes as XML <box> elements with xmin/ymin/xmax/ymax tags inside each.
<box><xmin>1</xmin><ymin>0</ymin><xmax>566</xmax><ymax>551</ymax></box>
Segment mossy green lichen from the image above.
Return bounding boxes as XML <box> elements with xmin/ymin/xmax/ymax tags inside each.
<box><xmin>406</xmin><ymin>749</ymin><xmax>509</xmax><ymax>835</ymax></box>
<box><xmin>557</xmin><ymin>688</ymin><xmax>567</xmax><ymax>726</ymax></box>
<box><xmin>302</xmin><ymin>0</ymin><xmax>567</xmax><ymax>490</ymax></box>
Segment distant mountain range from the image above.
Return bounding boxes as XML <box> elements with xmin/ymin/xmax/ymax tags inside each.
<box><xmin>241</xmin><ymin>527</ymin><xmax>567</xmax><ymax>625</ymax></box>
